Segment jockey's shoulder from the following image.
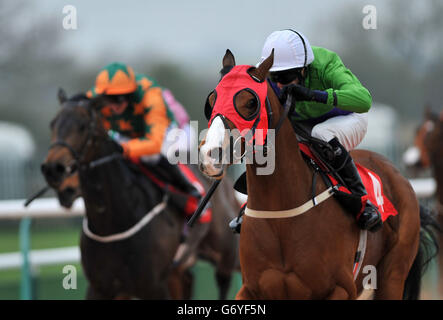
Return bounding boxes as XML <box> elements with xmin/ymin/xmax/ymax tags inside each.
<box><xmin>310</xmin><ymin>46</ymin><xmax>344</xmax><ymax>70</ymax></box>
<box><xmin>135</xmin><ymin>73</ymin><xmax>161</xmax><ymax>91</ymax></box>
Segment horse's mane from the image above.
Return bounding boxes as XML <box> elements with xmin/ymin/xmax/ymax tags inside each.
<box><xmin>68</xmin><ymin>93</ymin><xmax>89</xmax><ymax>102</ymax></box>
<box><xmin>50</xmin><ymin>92</ymin><xmax>90</xmax><ymax>129</ymax></box>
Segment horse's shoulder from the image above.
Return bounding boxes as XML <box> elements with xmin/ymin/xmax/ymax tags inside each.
<box><xmin>351</xmin><ymin>149</ymin><xmax>416</xmax><ymax>214</ymax></box>
<box><xmin>351</xmin><ymin>149</ymin><xmax>392</xmax><ymax>170</ymax></box>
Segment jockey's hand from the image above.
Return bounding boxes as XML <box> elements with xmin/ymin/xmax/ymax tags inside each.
<box><xmin>282</xmin><ymin>84</ymin><xmax>328</xmax><ymax>104</ymax></box>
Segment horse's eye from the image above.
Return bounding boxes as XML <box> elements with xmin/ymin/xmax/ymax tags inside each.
<box><xmin>247</xmin><ymin>98</ymin><xmax>257</xmax><ymax>109</ymax></box>
<box><xmin>233</xmin><ymin>89</ymin><xmax>260</xmax><ymax>121</ymax></box>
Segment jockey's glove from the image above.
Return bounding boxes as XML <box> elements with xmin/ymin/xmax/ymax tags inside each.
<box><xmin>282</xmin><ymin>84</ymin><xmax>328</xmax><ymax>104</ymax></box>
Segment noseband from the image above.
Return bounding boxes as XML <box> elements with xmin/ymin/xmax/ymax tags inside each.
<box><xmin>205</xmin><ymin>65</ymin><xmax>295</xmax><ymax>161</ymax></box>
<box><xmin>209</xmin><ymin>86</ymin><xmax>294</xmax><ymax>161</ymax></box>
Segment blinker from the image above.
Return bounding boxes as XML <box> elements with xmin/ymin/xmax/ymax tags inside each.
<box><xmin>207</xmin><ymin>65</ymin><xmax>269</xmax><ymax>146</ymax></box>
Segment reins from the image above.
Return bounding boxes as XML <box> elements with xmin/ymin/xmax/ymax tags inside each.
<box><xmin>26</xmin><ymin>101</ymin><xmax>113</xmax><ymax>206</ymax></box>
<box><xmin>189</xmin><ymin>84</ymin><xmax>303</xmax><ymax>226</ymax></box>
<box><xmin>217</xmin><ymin>87</ymin><xmax>296</xmax><ymax>164</ymax></box>
<box><xmin>236</xmin><ymin>88</ymin><xmax>368</xmax><ymax>281</ymax></box>
<box><xmin>244</xmin><ymin>91</ymin><xmax>340</xmax><ymax>218</ymax></box>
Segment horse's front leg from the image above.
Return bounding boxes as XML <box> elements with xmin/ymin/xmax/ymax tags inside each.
<box><xmin>235</xmin><ymin>285</ymin><xmax>254</xmax><ymax>299</ymax></box>
<box><xmin>85</xmin><ymin>285</ymin><xmax>110</xmax><ymax>300</ymax></box>
<box><xmin>325</xmin><ymin>285</ymin><xmax>353</xmax><ymax>300</ymax></box>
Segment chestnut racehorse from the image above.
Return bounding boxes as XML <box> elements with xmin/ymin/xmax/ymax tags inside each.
<box><xmin>403</xmin><ymin>106</ymin><xmax>443</xmax><ymax>297</ymax></box>
<box><xmin>42</xmin><ymin>93</ymin><xmax>239</xmax><ymax>299</ymax></box>
<box><xmin>199</xmin><ymin>49</ymin><xmax>438</xmax><ymax>299</ymax></box>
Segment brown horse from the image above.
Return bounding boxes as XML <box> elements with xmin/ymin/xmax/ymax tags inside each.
<box><xmin>403</xmin><ymin>106</ymin><xmax>443</xmax><ymax>297</ymax></box>
<box><xmin>42</xmin><ymin>92</ymin><xmax>239</xmax><ymax>299</ymax></box>
<box><xmin>199</xmin><ymin>49</ymin><xmax>438</xmax><ymax>299</ymax></box>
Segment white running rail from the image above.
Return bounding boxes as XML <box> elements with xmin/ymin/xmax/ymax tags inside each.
<box><xmin>0</xmin><ymin>177</ymin><xmax>437</xmax><ymax>270</ymax></box>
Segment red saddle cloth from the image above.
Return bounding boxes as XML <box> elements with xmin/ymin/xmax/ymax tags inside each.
<box><xmin>132</xmin><ymin>160</ymin><xmax>212</xmax><ymax>224</ymax></box>
<box><xmin>299</xmin><ymin>143</ymin><xmax>398</xmax><ymax>222</ymax></box>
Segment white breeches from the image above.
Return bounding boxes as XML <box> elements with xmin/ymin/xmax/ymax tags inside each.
<box><xmin>311</xmin><ymin>112</ymin><xmax>368</xmax><ymax>151</ymax></box>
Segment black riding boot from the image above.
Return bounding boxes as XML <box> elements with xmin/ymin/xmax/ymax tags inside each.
<box><xmin>329</xmin><ymin>138</ymin><xmax>383</xmax><ymax>232</ymax></box>
<box><xmin>229</xmin><ymin>204</ymin><xmax>246</xmax><ymax>234</ymax></box>
<box><xmin>157</xmin><ymin>157</ymin><xmax>202</xmax><ymax>199</ymax></box>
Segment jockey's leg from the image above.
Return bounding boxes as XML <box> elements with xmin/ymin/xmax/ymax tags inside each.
<box><xmin>329</xmin><ymin>137</ymin><xmax>383</xmax><ymax>232</ymax></box>
<box><xmin>311</xmin><ymin>113</ymin><xmax>382</xmax><ymax>232</ymax></box>
<box><xmin>157</xmin><ymin>156</ymin><xmax>201</xmax><ymax>199</ymax></box>
<box><xmin>311</xmin><ymin>112</ymin><xmax>368</xmax><ymax>152</ymax></box>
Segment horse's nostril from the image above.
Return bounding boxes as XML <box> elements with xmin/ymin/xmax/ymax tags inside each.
<box><xmin>41</xmin><ymin>162</ymin><xmax>65</xmax><ymax>185</ymax></box>
<box><xmin>55</xmin><ymin>163</ymin><xmax>66</xmax><ymax>175</ymax></box>
<box><xmin>64</xmin><ymin>187</ymin><xmax>76</xmax><ymax>196</ymax></box>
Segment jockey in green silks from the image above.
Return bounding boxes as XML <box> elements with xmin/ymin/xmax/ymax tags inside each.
<box><xmin>231</xmin><ymin>29</ymin><xmax>382</xmax><ymax>233</ymax></box>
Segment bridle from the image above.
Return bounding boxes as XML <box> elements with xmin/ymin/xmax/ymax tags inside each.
<box><xmin>190</xmin><ymin>68</ymin><xmax>294</xmax><ymax>226</ymax></box>
<box><xmin>49</xmin><ymin>98</ymin><xmax>169</xmax><ymax>243</ymax></box>
<box><xmin>205</xmin><ymin>75</ymin><xmax>295</xmax><ymax>162</ymax></box>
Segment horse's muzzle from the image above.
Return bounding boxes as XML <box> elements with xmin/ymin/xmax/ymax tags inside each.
<box><xmin>199</xmin><ymin>147</ymin><xmax>225</xmax><ymax>178</ymax></box>
<box><xmin>57</xmin><ymin>186</ymin><xmax>78</xmax><ymax>208</ymax></box>
<box><xmin>199</xmin><ymin>116</ymin><xmax>229</xmax><ymax>178</ymax></box>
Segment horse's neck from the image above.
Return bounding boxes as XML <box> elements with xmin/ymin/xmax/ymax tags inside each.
<box><xmin>246</xmin><ymin>119</ymin><xmax>313</xmax><ymax>211</ymax></box>
<box><xmin>79</xmin><ymin>141</ymin><xmax>158</xmax><ymax>235</ymax></box>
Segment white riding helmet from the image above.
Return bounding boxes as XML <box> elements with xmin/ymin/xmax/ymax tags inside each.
<box><xmin>258</xmin><ymin>29</ymin><xmax>314</xmax><ymax>72</ymax></box>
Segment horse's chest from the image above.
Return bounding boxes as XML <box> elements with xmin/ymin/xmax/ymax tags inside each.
<box><xmin>82</xmin><ymin>241</ymin><xmax>145</xmax><ymax>292</ymax></box>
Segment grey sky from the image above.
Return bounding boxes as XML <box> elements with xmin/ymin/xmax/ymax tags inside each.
<box><xmin>26</xmin><ymin>0</ymin><xmax>387</xmax><ymax>72</ymax></box>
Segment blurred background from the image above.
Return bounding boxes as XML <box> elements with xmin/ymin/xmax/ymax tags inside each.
<box><xmin>0</xmin><ymin>0</ymin><xmax>442</xmax><ymax>299</ymax></box>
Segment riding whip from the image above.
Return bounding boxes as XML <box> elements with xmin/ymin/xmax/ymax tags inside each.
<box><xmin>24</xmin><ymin>185</ymin><xmax>50</xmax><ymax>207</ymax></box>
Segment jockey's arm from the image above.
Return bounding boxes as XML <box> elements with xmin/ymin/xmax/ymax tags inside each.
<box><xmin>322</xmin><ymin>56</ymin><xmax>372</xmax><ymax>113</ymax></box>
<box><xmin>122</xmin><ymin>87</ymin><xmax>170</xmax><ymax>158</ymax></box>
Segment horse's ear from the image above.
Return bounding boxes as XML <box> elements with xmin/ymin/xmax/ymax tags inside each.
<box><xmin>251</xmin><ymin>49</ymin><xmax>274</xmax><ymax>82</ymax></box>
<box><xmin>424</xmin><ymin>104</ymin><xmax>437</xmax><ymax>121</ymax></box>
<box><xmin>222</xmin><ymin>49</ymin><xmax>236</xmax><ymax>68</ymax></box>
<box><xmin>89</xmin><ymin>96</ymin><xmax>105</xmax><ymax>110</ymax></box>
<box><xmin>57</xmin><ymin>88</ymin><xmax>67</xmax><ymax>105</ymax></box>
